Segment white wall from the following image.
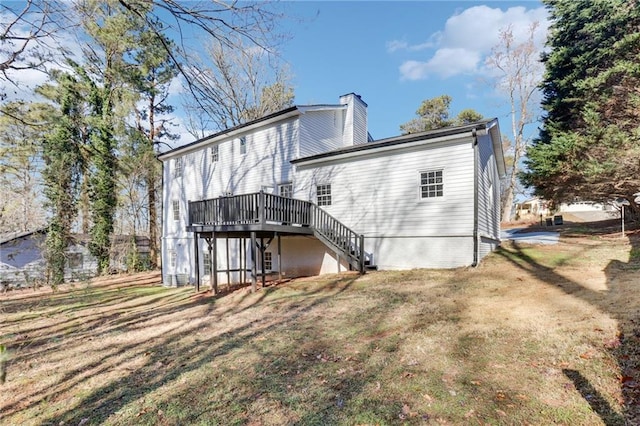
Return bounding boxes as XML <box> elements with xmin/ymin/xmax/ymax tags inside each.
<box><xmin>295</xmin><ymin>137</ymin><xmax>478</xmax><ymax>268</ymax></box>
<box><xmin>162</xmin><ymin>118</ymin><xmax>300</xmax><ymax>285</ymax></box>
<box><xmin>476</xmin><ymin>131</ymin><xmax>502</xmax><ymax>260</ymax></box>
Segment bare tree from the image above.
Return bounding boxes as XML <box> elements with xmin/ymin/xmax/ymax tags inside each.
<box><xmin>182</xmin><ymin>38</ymin><xmax>294</xmax><ymax>136</ymax></box>
<box><xmin>486</xmin><ymin>23</ymin><xmax>544</xmax><ymax>223</ymax></box>
<box><xmin>0</xmin><ymin>1</ymin><xmax>70</xmax><ymax>89</ymax></box>
<box><xmin>0</xmin><ymin>101</ymin><xmax>52</xmax><ymax>233</ymax></box>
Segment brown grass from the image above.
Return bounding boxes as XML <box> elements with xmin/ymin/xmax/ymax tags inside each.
<box><xmin>1</xmin><ymin>225</ymin><xmax>639</xmax><ymax>425</ymax></box>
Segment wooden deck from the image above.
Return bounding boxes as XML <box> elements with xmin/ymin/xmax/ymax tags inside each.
<box><xmin>187</xmin><ymin>192</ymin><xmax>368</xmax><ymax>293</ymax></box>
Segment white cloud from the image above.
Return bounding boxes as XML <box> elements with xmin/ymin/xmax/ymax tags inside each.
<box><xmin>396</xmin><ymin>5</ymin><xmax>549</xmax><ymax>81</ymax></box>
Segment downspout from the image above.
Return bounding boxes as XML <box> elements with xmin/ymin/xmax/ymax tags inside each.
<box><xmin>472</xmin><ymin>129</ymin><xmax>479</xmax><ymax>267</ymax></box>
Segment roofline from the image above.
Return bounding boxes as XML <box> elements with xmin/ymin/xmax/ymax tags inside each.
<box><xmin>0</xmin><ymin>227</ymin><xmax>47</xmax><ymax>245</ymax></box>
<box><xmin>158</xmin><ymin>103</ymin><xmax>349</xmax><ymax>160</ymax></box>
<box><xmin>158</xmin><ymin>106</ymin><xmax>299</xmax><ymax>160</ymax></box>
<box><xmin>292</xmin><ymin>119</ymin><xmax>499</xmax><ymax>165</ymax></box>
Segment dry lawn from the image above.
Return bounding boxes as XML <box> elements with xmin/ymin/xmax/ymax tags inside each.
<box><xmin>1</xmin><ymin>225</ymin><xmax>639</xmax><ymax>425</ymax></box>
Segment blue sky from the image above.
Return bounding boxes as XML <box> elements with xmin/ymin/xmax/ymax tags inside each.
<box><xmin>277</xmin><ymin>1</ymin><xmax>548</xmax><ymax>140</ymax></box>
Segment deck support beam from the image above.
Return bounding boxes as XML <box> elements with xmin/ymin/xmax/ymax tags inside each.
<box><xmin>194</xmin><ymin>232</ymin><xmax>200</xmax><ymax>292</ymax></box>
<box><xmin>277</xmin><ymin>233</ymin><xmax>282</xmax><ymax>281</ymax></box>
<box><xmin>250</xmin><ymin>232</ymin><xmax>257</xmax><ymax>292</ymax></box>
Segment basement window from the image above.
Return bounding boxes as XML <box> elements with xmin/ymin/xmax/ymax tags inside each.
<box><xmin>170</xmin><ymin>250</ymin><xmax>177</xmax><ymax>268</ymax></box>
<box><xmin>264</xmin><ymin>251</ymin><xmax>272</xmax><ymax>271</ymax></box>
<box><xmin>203</xmin><ymin>252</ymin><xmax>211</xmax><ymax>273</ymax></box>
<box><xmin>317</xmin><ymin>184</ymin><xmax>332</xmax><ymax>206</ymax></box>
<box><xmin>420</xmin><ymin>170</ymin><xmax>444</xmax><ymax>199</ymax></box>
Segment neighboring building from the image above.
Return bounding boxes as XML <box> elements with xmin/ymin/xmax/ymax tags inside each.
<box><xmin>159</xmin><ymin>94</ymin><xmax>506</xmax><ymax>289</ymax></box>
<box><xmin>0</xmin><ymin>229</ymin><xmax>150</xmax><ymax>290</ymax></box>
<box><xmin>515</xmin><ymin>197</ymin><xmax>550</xmax><ymax>219</ymax></box>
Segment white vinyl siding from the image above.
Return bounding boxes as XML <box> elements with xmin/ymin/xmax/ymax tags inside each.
<box><xmin>295</xmin><ymin>138</ymin><xmax>476</xmax><ymax>268</ymax></box>
<box><xmin>161</xmin><ymin>118</ymin><xmax>299</xmax><ymax>284</ymax></box>
<box><xmin>476</xmin><ymin>132</ymin><xmax>502</xmax><ymax>259</ymax></box>
<box><xmin>299</xmin><ymin>110</ymin><xmax>344</xmax><ymax>157</ymax></box>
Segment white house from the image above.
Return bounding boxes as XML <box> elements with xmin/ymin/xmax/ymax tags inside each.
<box><xmin>0</xmin><ymin>229</ymin><xmax>150</xmax><ymax>289</ymax></box>
<box><xmin>159</xmin><ymin>94</ymin><xmax>506</xmax><ymax>291</ymax></box>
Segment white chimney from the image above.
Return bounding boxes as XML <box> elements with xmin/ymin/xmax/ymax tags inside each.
<box><xmin>339</xmin><ymin>93</ymin><xmax>368</xmax><ymax>146</ymax></box>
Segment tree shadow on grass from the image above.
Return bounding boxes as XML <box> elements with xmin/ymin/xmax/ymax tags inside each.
<box><xmin>496</xmin><ymin>226</ymin><xmax>640</xmax><ymax>425</ymax></box>
<box><xmin>4</xmin><ymin>274</ymin><xmax>384</xmax><ymax>425</ymax></box>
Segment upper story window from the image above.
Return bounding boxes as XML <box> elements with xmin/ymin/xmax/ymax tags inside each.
<box><xmin>211</xmin><ymin>145</ymin><xmax>219</xmax><ymax>162</ymax></box>
<box><xmin>173</xmin><ymin>157</ymin><xmax>182</xmax><ymax>177</ymax></box>
<box><xmin>278</xmin><ymin>182</ymin><xmax>293</xmax><ymax>198</ymax></box>
<box><xmin>172</xmin><ymin>200</ymin><xmax>180</xmax><ymax>220</ymax></box>
<box><xmin>239</xmin><ymin>136</ymin><xmax>247</xmax><ymax>155</ymax></box>
<box><xmin>420</xmin><ymin>170</ymin><xmax>444</xmax><ymax>199</ymax></box>
<box><xmin>317</xmin><ymin>184</ymin><xmax>332</xmax><ymax>206</ymax></box>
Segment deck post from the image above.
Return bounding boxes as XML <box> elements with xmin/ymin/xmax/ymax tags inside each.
<box><xmin>226</xmin><ymin>235</ymin><xmax>230</xmax><ymax>290</ymax></box>
<box><xmin>277</xmin><ymin>233</ymin><xmax>282</xmax><ymax>281</ymax></box>
<box><xmin>194</xmin><ymin>232</ymin><xmax>200</xmax><ymax>292</ymax></box>
<box><xmin>250</xmin><ymin>232</ymin><xmax>257</xmax><ymax>292</ymax></box>
<box><xmin>260</xmin><ymin>237</ymin><xmax>266</xmax><ymax>287</ymax></box>
<box><xmin>359</xmin><ymin>234</ymin><xmax>365</xmax><ymax>274</ymax></box>
<box><xmin>242</xmin><ymin>237</ymin><xmax>246</xmax><ymax>284</ymax></box>
<box><xmin>212</xmin><ymin>234</ymin><xmax>218</xmax><ymax>294</ymax></box>
<box><xmin>259</xmin><ymin>191</ymin><xmax>266</xmax><ymax>224</ymax></box>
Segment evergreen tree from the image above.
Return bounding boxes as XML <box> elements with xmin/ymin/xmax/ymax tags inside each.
<box><xmin>39</xmin><ymin>72</ymin><xmax>84</xmax><ymax>285</ymax></box>
<box><xmin>400</xmin><ymin>95</ymin><xmax>483</xmax><ymax>134</ymax></box>
<box><xmin>523</xmin><ymin>0</ymin><xmax>640</xmax><ymax>217</ymax></box>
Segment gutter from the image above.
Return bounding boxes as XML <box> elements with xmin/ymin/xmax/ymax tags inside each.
<box><xmin>472</xmin><ymin>128</ymin><xmax>479</xmax><ymax>267</ymax></box>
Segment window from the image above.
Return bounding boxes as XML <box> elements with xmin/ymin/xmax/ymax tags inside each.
<box><xmin>317</xmin><ymin>184</ymin><xmax>332</xmax><ymax>206</ymax></box>
<box><xmin>170</xmin><ymin>250</ymin><xmax>177</xmax><ymax>268</ymax></box>
<box><xmin>67</xmin><ymin>252</ymin><xmax>83</xmax><ymax>269</ymax></box>
<box><xmin>203</xmin><ymin>252</ymin><xmax>211</xmax><ymax>273</ymax></box>
<box><xmin>211</xmin><ymin>145</ymin><xmax>219</xmax><ymax>162</ymax></box>
<box><xmin>420</xmin><ymin>170</ymin><xmax>443</xmax><ymax>199</ymax></box>
<box><xmin>264</xmin><ymin>251</ymin><xmax>272</xmax><ymax>271</ymax></box>
<box><xmin>278</xmin><ymin>182</ymin><xmax>293</xmax><ymax>198</ymax></box>
<box><xmin>173</xmin><ymin>157</ymin><xmax>182</xmax><ymax>177</ymax></box>
<box><xmin>239</xmin><ymin>136</ymin><xmax>247</xmax><ymax>155</ymax></box>
<box><xmin>172</xmin><ymin>200</ymin><xmax>180</xmax><ymax>220</ymax></box>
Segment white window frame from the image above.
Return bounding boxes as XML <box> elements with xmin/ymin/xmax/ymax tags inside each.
<box><xmin>67</xmin><ymin>252</ymin><xmax>83</xmax><ymax>270</ymax></box>
<box><xmin>317</xmin><ymin>184</ymin><xmax>332</xmax><ymax>206</ymax></box>
<box><xmin>239</xmin><ymin>136</ymin><xmax>247</xmax><ymax>155</ymax></box>
<box><xmin>264</xmin><ymin>251</ymin><xmax>272</xmax><ymax>271</ymax></box>
<box><xmin>203</xmin><ymin>252</ymin><xmax>211</xmax><ymax>273</ymax></box>
<box><xmin>172</xmin><ymin>200</ymin><xmax>180</xmax><ymax>220</ymax></box>
<box><xmin>278</xmin><ymin>182</ymin><xmax>293</xmax><ymax>198</ymax></box>
<box><xmin>211</xmin><ymin>145</ymin><xmax>219</xmax><ymax>163</ymax></box>
<box><xmin>419</xmin><ymin>170</ymin><xmax>444</xmax><ymax>199</ymax></box>
<box><xmin>173</xmin><ymin>157</ymin><xmax>182</xmax><ymax>177</ymax></box>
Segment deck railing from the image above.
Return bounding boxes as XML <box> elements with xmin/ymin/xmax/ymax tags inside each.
<box><xmin>188</xmin><ymin>192</ymin><xmax>365</xmax><ymax>272</ymax></box>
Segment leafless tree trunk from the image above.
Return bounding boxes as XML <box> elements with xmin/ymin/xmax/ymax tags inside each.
<box><xmin>486</xmin><ymin>23</ymin><xmax>544</xmax><ymax>222</ymax></box>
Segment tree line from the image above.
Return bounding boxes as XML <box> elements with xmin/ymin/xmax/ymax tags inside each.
<box><xmin>0</xmin><ymin>0</ymin><xmax>293</xmax><ymax>285</ymax></box>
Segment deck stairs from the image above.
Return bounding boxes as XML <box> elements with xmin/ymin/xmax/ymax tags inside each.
<box><xmin>188</xmin><ymin>192</ymin><xmax>375</xmax><ymax>273</ymax></box>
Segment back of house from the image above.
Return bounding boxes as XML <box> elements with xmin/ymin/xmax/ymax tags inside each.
<box><xmin>159</xmin><ymin>94</ymin><xmax>505</xmax><ymax>287</ymax></box>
